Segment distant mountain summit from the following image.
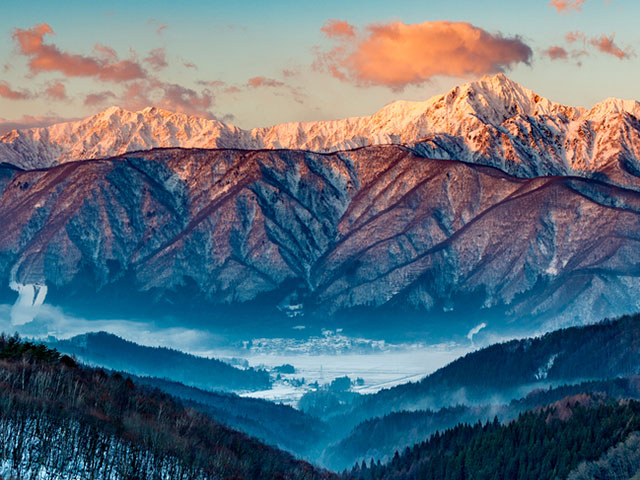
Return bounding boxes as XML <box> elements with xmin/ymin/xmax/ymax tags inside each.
<box><xmin>2</xmin><ymin>74</ymin><xmax>640</xmax><ymax>189</ymax></box>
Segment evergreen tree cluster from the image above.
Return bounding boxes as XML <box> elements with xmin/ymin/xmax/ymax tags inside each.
<box><xmin>346</xmin><ymin>398</ymin><xmax>640</xmax><ymax>480</ymax></box>
<box><xmin>324</xmin><ymin>377</ymin><xmax>640</xmax><ymax>471</ymax></box>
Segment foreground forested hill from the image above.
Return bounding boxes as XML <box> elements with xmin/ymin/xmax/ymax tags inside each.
<box><xmin>323</xmin><ymin>377</ymin><xmax>640</xmax><ymax>470</ymax></box>
<box><xmin>345</xmin><ymin>395</ymin><xmax>640</xmax><ymax>480</ymax></box>
<box><xmin>0</xmin><ymin>334</ymin><xmax>333</xmax><ymax>480</ymax></box>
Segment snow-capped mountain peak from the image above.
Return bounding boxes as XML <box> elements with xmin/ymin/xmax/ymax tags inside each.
<box><xmin>586</xmin><ymin>97</ymin><xmax>640</xmax><ymax>119</ymax></box>
<box><xmin>1</xmin><ymin>74</ymin><xmax>639</xmax><ymax>189</ymax></box>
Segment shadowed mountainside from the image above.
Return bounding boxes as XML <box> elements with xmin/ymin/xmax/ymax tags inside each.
<box><xmin>2</xmin><ymin>146</ymin><xmax>640</xmax><ymax>333</ymax></box>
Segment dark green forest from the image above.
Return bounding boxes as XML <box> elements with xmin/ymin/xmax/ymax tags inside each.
<box><xmin>323</xmin><ymin>377</ymin><xmax>640</xmax><ymax>470</ymax></box>
<box><xmin>346</xmin><ymin>396</ymin><xmax>640</xmax><ymax>480</ymax></box>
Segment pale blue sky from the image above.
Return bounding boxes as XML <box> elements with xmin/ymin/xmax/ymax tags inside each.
<box><xmin>0</xmin><ymin>0</ymin><xmax>638</xmax><ymax>130</ymax></box>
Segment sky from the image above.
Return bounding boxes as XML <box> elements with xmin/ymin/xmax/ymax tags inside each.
<box><xmin>0</xmin><ymin>0</ymin><xmax>638</xmax><ymax>133</ymax></box>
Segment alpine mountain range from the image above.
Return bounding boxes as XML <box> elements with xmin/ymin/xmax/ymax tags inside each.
<box><xmin>2</xmin><ymin>73</ymin><xmax>640</xmax><ymax>337</ymax></box>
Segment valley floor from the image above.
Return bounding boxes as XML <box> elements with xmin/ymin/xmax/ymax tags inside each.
<box><xmin>239</xmin><ymin>346</ymin><xmax>469</xmax><ymax>404</ymax></box>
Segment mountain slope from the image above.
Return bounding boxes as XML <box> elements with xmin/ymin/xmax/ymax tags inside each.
<box><xmin>322</xmin><ymin>315</ymin><xmax>640</xmax><ymax>432</ymax></box>
<box><xmin>323</xmin><ymin>377</ymin><xmax>640</xmax><ymax>470</ymax></box>
<box><xmin>0</xmin><ymin>335</ymin><xmax>334</xmax><ymax>480</ymax></box>
<box><xmin>345</xmin><ymin>397</ymin><xmax>640</xmax><ymax>480</ymax></box>
<box><xmin>46</xmin><ymin>331</ymin><xmax>271</xmax><ymax>392</ymax></box>
<box><xmin>2</xmin><ymin>75</ymin><xmax>640</xmax><ymax>189</ymax></box>
<box><xmin>2</xmin><ymin>147</ymin><xmax>640</xmax><ymax>331</ymax></box>
<box><xmin>131</xmin><ymin>375</ymin><xmax>330</xmax><ymax>459</ymax></box>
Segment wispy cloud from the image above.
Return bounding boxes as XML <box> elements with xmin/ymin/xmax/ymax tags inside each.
<box><xmin>320</xmin><ymin>19</ymin><xmax>356</xmax><ymax>39</ymax></box>
<box><xmin>466</xmin><ymin>322</ymin><xmax>487</xmax><ymax>342</ymax></box>
<box><xmin>0</xmin><ymin>81</ymin><xmax>31</xmax><ymax>100</ymax></box>
<box><xmin>8</xmin><ymin>22</ymin><xmax>221</xmax><ymax>119</ymax></box>
<box><xmin>590</xmin><ymin>34</ymin><xmax>634</xmax><ymax>59</ymax></box>
<box><xmin>247</xmin><ymin>76</ymin><xmax>286</xmax><ymax>88</ymax></box>
<box><xmin>544</xmin><ymin>30</ymin><xmax>634</xmax><ymax>63</ymax></box>
<box><xmin>44</xmin><ymin>81</ymin><xmax>68</xmax><ymax>101</ymax></box>
<box><xmin>0</xmin><ymin>303</ymin><xmax>221</xmax><ymax>355</ymax></box>
<box><xmin>83</xmin><ymin>90</ymin><xmax>116</xmax><ymax>106</ymax></box>
<box><xmin>549</xmin><ymin>0</ymin><xmax>586</xmax><ymax>13</ymax></box>
<box><xmin>120</xmin><ymin>81</ymin><xmax>215</xmax><ymax>118</ymax></box>
<box><xmin>148</xmin><ymin>18</ymin><xmax>168</xmax><ymax>37</ymax></box>
<box><xmin>542</xmin><ymin>45</ymin><xmax>569</xmax><ymax>60</ymax></box>
<box><xmin>12</xmin><ymin>23</ymin><xmax>147</xmax><ymax>82</ymax></box>
<box><xmin>0</xmin><ymin>114</ymin><xmax>76</xmax><ymax>135</ymax></box>
<box><xmin>144</xmin><ymin>48</ymin><xmax>168</xmax><ymax>71</ymax></box>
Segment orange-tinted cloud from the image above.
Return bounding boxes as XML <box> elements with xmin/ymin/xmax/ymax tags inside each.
<box><xmin>44</xmin><ymin>82</ymin><xmax>68</xmax><ymax>101</ymax></box>
<box><xmin>321</xmin><ymin>19</ymin><xmax>356</xmax><ymax>39</ymax></box>
<box><xmin>590</xmin><ymin>34</ymin><xmax>634</xmax><ymax>59</ymax></box>
<box><xmin>545</xmin><ymin>29</ymin><xmax>632</xmax><ymax>64</ymax></box>
<box><xmin>315</xmin><ymin>20</ymin><xmax>532</xmax><ymax>90</ymax></box>
<box><xmin>0</xmin><ymin>81</ymin><xmax>31</xmax><ymax>100</ymax></box>
<box><xmin>565</xmin><ymin>31</ymin><xmax>586</xmax><ymax>44</ymax></box>
<box><xmin>247</xmin><ymin>76</ymin><xmax>286</xmax><ymax>88</ymax></box>
<box><xmin>242</xmin><ymin>76</ymin><xmax>305</xmax><ymax>104</ymax></box>
<box><xmin>197</xmin><ymin>80</ymin><xmax>226</xmax><ymax>89</ymax></box>
<box><xmin>144</xmin><ymin>48</ymin><xmax>168</xmax><ymax>71</ymax></box>
<box><xmin>549</xmin><ymin>0</ymin><xmax>586</xmax><ymax>13</ymax></box>
<box><xmin>223</xmin><ymin>85</ymin><xmax>242</xmax><ymax>94</ymax></box>
<box><xmin>543</xmin><ymin>46</ymin><xmax>569</xmax><ymax>60</ymax></box>
<box><xmin>84</xmin><ymin>90</ymin><xmax>116</xmax><ymax>106</ymax></box>
<box><xmin>12</xmin><ymin>23</ymin><xmax>147</xmax><ymax>82</ymax></box>
<box><xmin>93</xmin><ymin>43</ymin><xmax>118</xmax><ymax>62</ymax></box>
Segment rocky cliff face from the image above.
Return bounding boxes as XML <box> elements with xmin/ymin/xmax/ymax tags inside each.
<box><xmin>1</xmin><ymin>146</ymin><xmax>639</xmax><ymax>330</ymax></box>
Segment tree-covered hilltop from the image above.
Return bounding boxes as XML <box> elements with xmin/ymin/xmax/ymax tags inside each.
<box><xmin>345</xmin><ymin>396</ymin><xmax>640</xmax><ymax>480</ymax></box>
<box><xmin>323</xmin><ymin>377</ymin><xmax>640</xmax><ymax>471</ymax></box>
<box><xmin>318</xmin><ymin>314</ymin><xmax>640</xmax><ymax>432</ymax></box>
<box><xmin>132</xmin><ymin>374</ymin><xmax>331</xmax><ymax>459</ymax></box>
<box><xmin>0</xmin><ymin>334</ymin><xmax>334</xmax><ymax>480</ymax></box>
<box><xmin>47</xmin><ymin>331</ymin><xmax>271</xmax><ymax>392</ymax></box>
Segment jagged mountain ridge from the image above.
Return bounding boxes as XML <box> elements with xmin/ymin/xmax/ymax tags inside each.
<box><xmin>2</xmin><ymin>74</ymin><xmax>640</xmax><ymax>190</ymax></box>
<box><xmin>2</xmin><ymin>145</ymin><xmax>640</xmax><ymax>330</ymax></box>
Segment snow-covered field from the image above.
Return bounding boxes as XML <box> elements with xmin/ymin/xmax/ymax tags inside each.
<box><xmin>239</xmin><ymin>344</ymin><xmax>471</xmax><ymax>405</ymax></box>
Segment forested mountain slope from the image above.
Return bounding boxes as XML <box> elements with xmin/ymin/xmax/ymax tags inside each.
<box><xmin>345</xmin><ymin>396</ymin><xmax>640</xmax><ymax>480</ymax></box>
<box><xmin>47</xmin><ymin>331</ymin><xmax>270</xmax><ymax>392</ymax></box>
<box><xmin>0</xmin><ymin>334</ymin><xmax>333</xmax><ymax>480</ymax></box>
